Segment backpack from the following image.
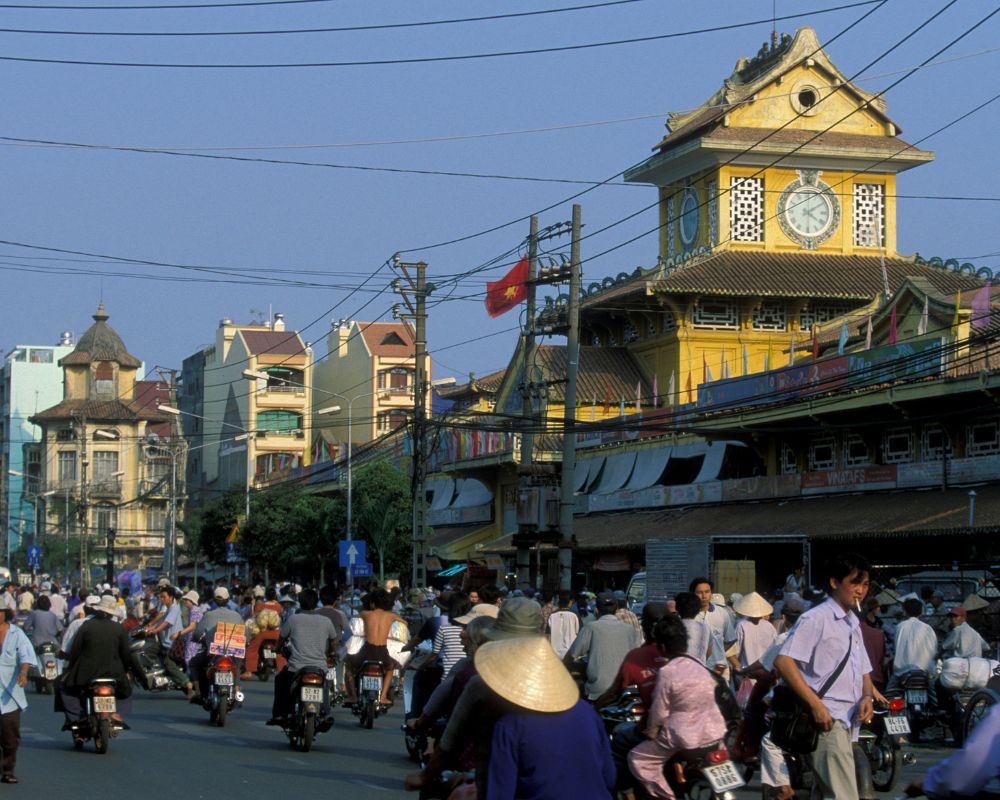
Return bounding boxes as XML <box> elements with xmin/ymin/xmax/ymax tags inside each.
<box><xmin>680</xmin><ymin>654</ymin><xmax>742</xmax><ymax>726</ymax></box>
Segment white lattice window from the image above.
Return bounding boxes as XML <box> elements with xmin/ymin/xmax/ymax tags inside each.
<box><xmin>882</xmin><ymin>427</ymin><xmax>913</xmax><ymax>464</ymax></box>
<box><xmin>730</xmin><ymin>176</ymin><xmax>764</xmax><ymax>242</ymax></box>
<box><xmin>666</xmin><ymin>195</ymin><xmax>677</xmax><ymax>259</ymax></box>
<box><xmin>921</xmin><ymin>424</ymin><xmax>951</xmax><ymax>460</ymax></box>
<box><xmin>799</xmin><ymin>304</ymin><xmax>851</xmax><ymax>329</ymax></box>
<box><xmin>622</xmin><ymin>320</ymin><xmax>639</xmax><ymax>344</ymax></box>
<box><xmin>843</xmin><ymin>434</ymin><xmax>870</xmax><ymax>467</ymax></box>
<box><xmin>708</xmin><ymin>180</ymin><xmax>719</xmax><ymax>245</ymax></box>
<box><xmin>808</xmin><ymin>437</ymin><xmax>836</xmax><ymax>471</ymax></box>
<box><xmin>692</xmin><ymin>299</ymin><xmax>738</xmax><ymax>330</ymax></box>
<box><xmin>853</xmin><ymin>184</ymin><xmax>885</xmax><ymax>247</ymax></box>
<box><xmin>752</xmin><ymin>302</ymin><xmax>787</xmax><ymax>331</ymax></box>
<box><xmin>781</xmin><ymin>443</ymin><xmax>798</xmax><ymax>474</ymax></box>
<box><xmin>967</xmin><ymin>418</ymin><xmax>1000</xmax><ymax>456</ymax></box>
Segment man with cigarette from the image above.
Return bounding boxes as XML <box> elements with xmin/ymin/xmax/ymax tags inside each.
<box><xmin>775</xmin><ymin>553</ymin><xmax>875</xmax><ymax>800</ymax></box>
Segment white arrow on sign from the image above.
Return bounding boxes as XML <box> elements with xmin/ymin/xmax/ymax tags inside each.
<box><xmin>347</xmin><ymin>543</ymin><xmax>358</xmax><ymax>566</ymax></box>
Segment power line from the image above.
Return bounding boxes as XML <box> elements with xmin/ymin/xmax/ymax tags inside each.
<box><xmin>0</xmin><ymin>1</ymin><xmax>882</xmax><ymax>68</ymax></box>
<box><xmin>0</xmin><ymin>0</ymin><xmax>647</xmax><ymax>34</ymax></box>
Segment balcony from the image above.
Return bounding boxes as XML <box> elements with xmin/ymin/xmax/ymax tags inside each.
<box><xmin>87</xmin><ymin>479</ymin><xmax>122</xmax><ymax>500</ymax></box>
<box><xmin>44</xmin><ymin>479</ymin><xmax>78</xmax><ymax>496</ymax></box>
<box><xmin>139</xmin><ymin>479</ymin><xmax>171</xmax><ymax>499</ymax></box>
<box><xmin>255</xmin><ymin>387</ymin><xmax>308</xmax><ymax>409</ymax></box>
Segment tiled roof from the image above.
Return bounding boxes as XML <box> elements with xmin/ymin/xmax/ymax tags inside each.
<box><xmin>31</xmin><ymin>398</ymin><xmax>168</xmax><ymax>424</ymax></box>
<box><xmin>438</xmin><ymin>368</ymin><xmax>507</xmax><ymax>400</ymax></box>
<box><xmin>240</xmin><ymin>330</ymin><xmax>307</xmax><ymax>356</ymax></box>
<box><xmin>357</xmin><ymin>322</ymin><xmax>415</xmax><ymax>357</ymax></box>
<box><xmin>699</xmin><ymin>126</ymin><xmax>926</xmax><ymax>156</ymax></box>
<box><xmin>650</xmin><ymin>252</ymin><xmax>985</xmax><ymax>300</ymax></box>
<box><xmin>533</xmin><ymin>345</ymin><xmax>652</xmax><ymax>404</ymax></box>
<box><xmin>60</xmin><ymin>304</ymin><xmax>142</xmax><ymax>369</ymax></box>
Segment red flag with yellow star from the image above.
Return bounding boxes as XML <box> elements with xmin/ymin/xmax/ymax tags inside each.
<box><xmin>485</xmin><ymin>256</ymin><xmax>529</xmax><ymax>318</ymax></box>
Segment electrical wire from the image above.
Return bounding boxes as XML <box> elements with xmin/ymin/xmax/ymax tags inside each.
<box><xmin>0</xmin><ymin>1</ymin><xmax>883</xmax><ymax>68</ymax></box>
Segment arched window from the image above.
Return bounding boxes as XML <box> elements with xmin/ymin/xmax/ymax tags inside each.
<box><xmin>94</xmin><ymin>362</ymin><xmax>114</xmax><ymax>399</ymax></box>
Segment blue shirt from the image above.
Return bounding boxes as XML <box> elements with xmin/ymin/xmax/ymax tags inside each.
<box><xmin>487</xmin><ymin>700</ymin><xmax>615</xmax><ymax>800</ymax></box>
<box><xmin>160</xmin><ymin>602</ymin><xmax>183</xmax><ymax>647</ymax></box>
<box><xmin>924</xmin><ymin>703</ymin><xmax>1000</xmax><ymax>797</ymax></box>
<box><xmin>0</xmin><ymin>625</ymin><xmax>37</xmax><ymax>713</ymax></box>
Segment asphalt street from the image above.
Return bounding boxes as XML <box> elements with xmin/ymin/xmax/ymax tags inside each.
<box><xmin>14</xmin><ymin>678</ymin><xmax>955</xmax><ymax>800</ymax></box>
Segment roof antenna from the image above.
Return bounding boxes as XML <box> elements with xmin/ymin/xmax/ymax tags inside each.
<box><xmin>771</xmin><ymin>0</ymin><xmax>778</xmax><ymax>49</ymax></box>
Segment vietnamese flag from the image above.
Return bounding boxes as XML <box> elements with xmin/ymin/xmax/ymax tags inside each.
<box><xmin>485</xmin><ymin>256</ymin><xmax>529</xmax><ymax>317</ymax></box>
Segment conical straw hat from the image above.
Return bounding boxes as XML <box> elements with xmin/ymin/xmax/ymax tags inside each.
<box><xmin>475</xmin><ymin>637</ymin><xmax>579</xmax><ymax>713</ymax></box>
<box><xmin>733</xmin><ymin>591</ymin><xmax>773</xmax><ymax>619</ymax></box>
<box><xmin>963</xmin><ymin>593</ymin><xmax>990</xmax><ymax>612</ymax></box>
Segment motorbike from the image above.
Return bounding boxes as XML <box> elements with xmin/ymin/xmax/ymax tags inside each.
<box><xmin>203</xmin><ymin>654</ymin><xmax>244</xmax><ymax>727</ymax></box>
<box><xmin>66</xmin><ymin>678</ymin><xmax>123</xmax><ymax>754</ymax></box>
<box><xmin>30</xmin><ymin>642</ymin><xmax>61</xmax><ymax>694</ymax></box>
<box><xmin>352</xmin><ymin>659</ymin><xmax>391</xmax><ymax>729</ymax></box>
<box><xmin>279</xmin><ymin>667</ymin><xmax>334</xmax><ymax>752</ymax></box>
<box><xmin>128</xmin><ymin>629</ymin><xmax>183</xmax><ymax>692</ymax></box>
<box><xmin>858</xmin><ymin>699</ymin><xmax>915</xmax><ymax>794</ymax></box>
<box><xmin>256</xmin><ymin>638</ymin><xmax>279</xmax><ymax>682</ymax></box>
<box><xmin>598</xmin><ymin>685</ymin><xmax>645</xmax><ymax>736</ymax></box>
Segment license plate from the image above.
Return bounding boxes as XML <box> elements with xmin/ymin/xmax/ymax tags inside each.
<box><xmin>301</xmin><ymin>686</ymin><xmax>324</xmax><ymax>703</ymax></box>
<box><xmin>214</xmin><ymin>671</ymin><xmax>234</xmax><ymax>686</ymax></box>
<box><xmin>263</xmin><ymin>649</ymin><xmax>275</xmax><ymax>659</ymax></box>
<box><xmin>361</xmin><ymin>676</ymin><xmax>382</xmax><ymax>692</ymax></box>
<box><xmin>885</xmin><ymin>715</ymin><xmax>911</xmax><ymax>735</ymax></box>
<box><xmin>44</xmin><ymin>664</ymin><xmax>58</xmax><ymax>679</ymax></box>
<box><xmin>703</xmin><ymin>761</ymin><xmax>745</xmax><ymax>793</ymax></box>
<box><xmin>93</xmin><ymin>696</ymin><xmax>116</xmax><ymax>714</ymax></box>
<box><xmin>906</xmin><ymin>690</ymin><xmax>928</xmax><ymax>706</ymax></box>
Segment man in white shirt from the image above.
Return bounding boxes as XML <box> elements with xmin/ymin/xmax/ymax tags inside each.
<box><xmin>675</xmin><ymin>592</ymin><xmax>714</xmax><ymax>666</ymax></box>
<box><xmin>547</xmin><ymin>595</ymin><xmax>579</xmax><ymax>659</ymax></box>
<box><xmin>690</xmin><ymin>577</ymin><xmax>735</xmax><ymax>675</ymax></box>
<box><xmin>890</xmin><ymin>598</ymin><xmax>939</xmax><ymax>689</ymax></box>
<box><xmin>942</xmin><ymin>608</ymin><xmax>988</xmax><ymax>658</ymax></box>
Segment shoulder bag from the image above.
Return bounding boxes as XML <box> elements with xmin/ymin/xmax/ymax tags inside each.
<box><xmin>769</xmin><ymin>645</ymin><xmax>852</xmax><ymax>754</ymax></box>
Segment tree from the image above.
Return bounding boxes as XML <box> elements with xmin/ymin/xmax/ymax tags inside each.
<box><xmin>353</xmin><ymin>460</ymin><xmax>412</xmax><ymax>580</ymax></box>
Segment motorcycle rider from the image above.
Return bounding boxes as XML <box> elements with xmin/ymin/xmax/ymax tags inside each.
<box><xmin>141</xmin><ymin>586</ymin><xmax>195</xmax><ymax>698</ymax></box>
<box><xmin>188</xmin><ymin>587</ymin><xmax>245</xmax><ymax>702</ymax></box>
<box><xmin>942</xmin><ymin>606</ymin><xmax>989</xmax><ymax>658</ymax></box>
<box><xmin>59</xmin><ymin>595</ymin><xmax>132</xmax><ymax>728</ymax></box>
<box><xmin>23</xmin><ymin>594</ymin><xmax>64</xmax><ymax>651</ymax></box>
<box><xmin>344</xmin><ymin>587</ymin><xmax>407</xmax><ymax>706</ymax></box>
<box><xmin>267</xmin><ymin>588</ymin><xmax>338</xmax><ymax>727</ymax></box>
<box><xmin>887</xmin><ymin>598</ymin><xmax>938</xmax><ymax>696</ymax></box>
<box><xmin>904</xmin><ymin>702</ymin><xmax>1000</xmax><ymax>797</ymax></box>
<box><xmin>565</xmin><ymin>592</ymin><xmax>641</xmax><ymax>701</ymax></box>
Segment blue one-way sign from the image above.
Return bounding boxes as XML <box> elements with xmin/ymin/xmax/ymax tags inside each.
<box><xmin>339</xmin><ymin>540</ymin><xmax>366</xmax><ymax>568</ymax></box>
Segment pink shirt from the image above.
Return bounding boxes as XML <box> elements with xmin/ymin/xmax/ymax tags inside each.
<box><xmin>647</xmin><ymin>656</ymin><xmax>726</xmax><ymax>751</ymax></box>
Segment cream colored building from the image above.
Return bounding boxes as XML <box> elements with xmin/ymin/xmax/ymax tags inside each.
<box><xmin>29</xmin><ymin>305</ymin><xmax>174</xmax><ymax>574</ymax></box>
<box><xmin>184</xmin><ymin>314</ymin><xmax>315</xmax><ymax>496</ymax></box>
<box><xmin>311</xmin><ymin>320</ymin><xmax>430</xmax><ymax>457</ymax></box>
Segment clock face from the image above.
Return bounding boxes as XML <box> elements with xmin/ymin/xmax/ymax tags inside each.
<box><xmin>785</xmin><ymin>187</ymin><xmax>832</xmax><ymax>236</ymax></box>
<box><xmin>679</xmin><ymin>189</ymin><xmax>699</xmax><ymax>246</ymax></box>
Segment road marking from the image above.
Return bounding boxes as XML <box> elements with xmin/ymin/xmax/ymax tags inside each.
<box><xmin>285</xmin><ymin>757</ymin><xmax>308</xmax><ymax>766</ymax></box>
<box><xmin>349</xmin><ymin>779</ymin><xmax>388</xmax><ymax>791</ymax></box>
<box><xmin>22</xmin><ymin>732</ymin><xmax>54</xmax><ymax>742</ymax></box>
<box><xmin>225</xmin><ymin>737</ymin><xmax>247</xmax><ymax>746</ymax></box>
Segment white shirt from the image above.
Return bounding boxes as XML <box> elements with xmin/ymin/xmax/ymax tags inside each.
<box><xmin>47</xmin><ymin>593</ymin><xmax>67</xmax><ymax>620</ymax></box>
<box><xmin>682</xmin><ymin>618</ymin><xmax>712</xmax><ymax>665</ymax></box>
<box><xmin>548</xmin><ymin>610</ymin><xmax>580</xmax><ymax>659</ymax></box>
<box><xmin>736</xmin><ymin>617</ymin><xmax>778</xmax><ymax>668</ymax></box>
<box><xmin>893</xmin><ymin>616</ymin><xmax>939</xmax><ymax>675</ymax></box>
<box><xmin>943</xmin><ymin>621</ymin><xmax>988</xmax><ymax>659</ymax></box>
<box><xmin>697</xmin><ymin>604</ymin><xmax>735</xmax><ymax>669</ymax></box>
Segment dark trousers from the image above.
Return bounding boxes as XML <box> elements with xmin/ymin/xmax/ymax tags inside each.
<box><xmin>0</xmin><ymin>709</ymin><xmax>20</xmax><ymax>776</ymax></box>
<box><xmin>272</xmin><ymin>667</ymin><xmax>296</xmax><ymax>719</ymax></box>
<box><xmin>160</xmin><ymin>647</ymin><xmax>189</xmax><ymax>689</ymax></box>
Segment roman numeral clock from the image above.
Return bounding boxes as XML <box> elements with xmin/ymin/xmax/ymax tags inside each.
<box><xmin>777</xmin><ymin>169</ymin><xmax>841</xmax><ymax>250</ymax></box>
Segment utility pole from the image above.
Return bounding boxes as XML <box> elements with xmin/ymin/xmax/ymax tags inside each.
<box><xmin>394</xmin><ymin>257</ymin><xmax>430</xmax><ymax>587</ymax></box>
<box><xmin>558</xmin><ymin>205</ymin><xmax>582</xmax><ymax>592</ymax></box>
<box><xmin>516</xmin><ymin>216</ymin><xmax>539</xmax><ymax>588</ymax></box>
<box><xmin>75</xmin><ymin>412</ymin><xmax>89</xmax><ymax>586</ymax></box>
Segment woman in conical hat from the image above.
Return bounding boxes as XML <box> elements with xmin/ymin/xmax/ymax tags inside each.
<box><xmin>732</xmin><ymin>592</ymin><xmax>777</xmax><ymax>708</ymax></box>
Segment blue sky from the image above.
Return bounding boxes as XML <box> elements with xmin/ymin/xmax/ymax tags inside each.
<box><xmin>2</xmin><ymin>0</ymin><xmax>998</xmax><ymax>384</ymax></box>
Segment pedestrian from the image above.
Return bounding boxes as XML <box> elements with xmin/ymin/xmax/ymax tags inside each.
<box><xmin>942</xmin><ymin>606</ymin><xmax>989</xmax><ymax>658</ymax></box>
<box><xmin>731</xmin><ymin>592</ymin><xmax>776</xmax><ymax>706</ymax></box>
<box><xmin>674</xmin><ymin>592</ymin><xmax>714</xmax><ymax>667</ymax></box>
<box><xmin>858</xmin><ymin>597</ymin><xmax>888</xmax><ymax>694</ymax></box>
<box><xmin>546</xmin><ymin>593</ymin><xmax>580</xmax><ymax>659</ymax></box>
<box><xmin>690</xmin><ymin>577</ymin><xmax>736</xmax><ymax>675</ymax></box>
<box><xmin>0</xmin><ymin>608</ymin><xmax>36</xmax><ymax>783</ymax></box>
<box><xmin>784</xmin><ymin>565</ymin><xmax>807</xmax><ymax>595</ymax></box>
<box><xmin>566</xmin><ymin>591</ymin><xmax>641</xmax><ymax>700</ymax></box>
<box><xmin>481</xmin><ymin>636</ymin><xmax>615</xmax><ymax>800</ymax></box>
<box><xmin>774</xmin><ymin>553</ymin><xmax>875</xmax><ymax>800</ymax></box>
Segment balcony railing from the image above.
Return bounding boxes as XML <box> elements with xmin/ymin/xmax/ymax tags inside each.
<box><xmin>88</xmin><ymin>479</ymin><xmax>122</xmax><ymax>499</ymax></box>
<box><xmin>139</xmin><ymin>479</ymin><xmax>171</xmax><ymax>498</ymax></box>
<box><xmin>45</xmin><ymin>479</ymin><xmax>78</xmax><ymax>496</ymax></box>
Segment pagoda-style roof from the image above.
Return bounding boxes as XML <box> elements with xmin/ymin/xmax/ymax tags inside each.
<box><xmin>59</xmin><ymin>304</ymin><xmax>142</xmax><ymax>369</ymax></box>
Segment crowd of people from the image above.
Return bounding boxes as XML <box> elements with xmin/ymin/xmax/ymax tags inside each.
<box><xmin>0</xmin><ymin>565</ymin><xmax>996</xmax><ymax>798</ymax></box>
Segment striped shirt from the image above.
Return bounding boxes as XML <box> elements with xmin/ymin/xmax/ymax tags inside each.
<box><xmin>434</xmin><ymin>622</ymin><xmax>466</xmax><ymax>677</ymax></box>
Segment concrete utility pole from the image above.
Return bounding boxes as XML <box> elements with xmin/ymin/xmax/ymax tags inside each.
<box><xmin>515</xmin><ymin>216</ymin><xmax>539</xmax><ymax>588</ymax></box>
<box><xmin>75</xmin><ymin>412</ymin><xmax>89</xmax><ymax>585</ymax></box>
<box><xmin>558</xmin><ymin>205</ymin><xmax>582</xmax><ymax>592</ymax></box>
<box><xmin>394</xmin><ymin>257</ymin><xmax>430</xmax><ymax>587</ymax></box>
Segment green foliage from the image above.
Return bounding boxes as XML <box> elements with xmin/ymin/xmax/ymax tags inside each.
<box><xmin>353</xmin><ymin>460</ymin><xmax>412</xmax><ymax>579</ymax></box>
<box><xmin>189</xmin><ymin>484</ymin><xmax>340</xmax><ymax>582</ymax></box>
